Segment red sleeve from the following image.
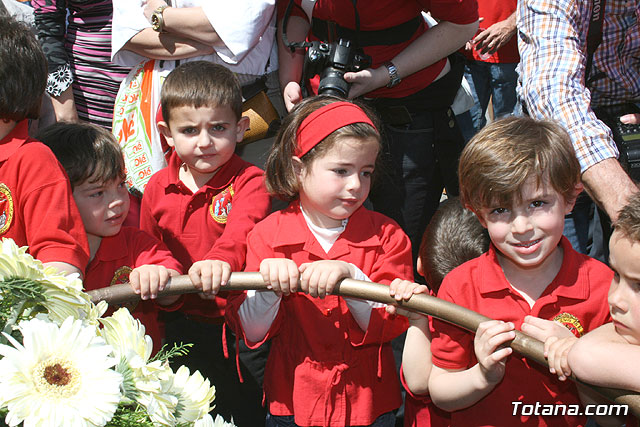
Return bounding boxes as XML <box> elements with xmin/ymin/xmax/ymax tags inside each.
<box><xmin>20</xmin><ymin>144</ymin><xmax>89</xmax><ymax>269</ymax></box>
<box><xmin>129</xmin><ymin>228</ymin><xmax>183</xmax><ymax>273</ymax></box>
<box><xmin>348</xmin><ymin>219</ymin><xmax>412</xmax><ymax>346</ymax></box>
<box><xmin>430</xmin><ymin>274</ymin><xmax>475</xmax><ymax>370</ymax></box>
<box><xmin>421</xmin><ymin>0</ymin><xmax>479</xmax><ymax>25</ymax></box>
<box><xmin>139</xmin><ymin>179</ymin><xmax>164</xmax><ymax>242</ymax></box>
<box><xmin>202</xmin><ymin>168</ymin><xmax>271</xmax><ymax>272</ymax></box>
<box><xmin>224</xmin><ymin>219</ymin><xmax>285</xmax><ymax>348</ymax></box>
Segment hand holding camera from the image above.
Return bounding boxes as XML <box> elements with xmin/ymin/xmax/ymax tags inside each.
<box><xmin>303</xmin><ymin>39</ymin><xmax>372</xmax><ymax>98</ymax></box>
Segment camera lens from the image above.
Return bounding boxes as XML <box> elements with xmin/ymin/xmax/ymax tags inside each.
<box><xmin>318</xmin><ymin>67</ymin><xmax>349</xmax><ymax>98</ymax></box>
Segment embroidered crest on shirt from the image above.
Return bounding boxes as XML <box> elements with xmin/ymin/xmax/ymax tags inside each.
<box><xmin>110</xmin><ymin>266</ymin><xmax>138</xmax><ymax>311</ymax></box>
<box><xmin>209</xmin><ymin>184</ymin><xmax>234</xmax><ymax>224</ymax></box>
<box><xmin>0</xmin><ymin>183</ymin><xmax>14</xmax><ymax>235</ymax></box>
<box><xmin>553</xmin><ymin>312</ymin><xmax>584</xmax><ymax>338</ymax></box>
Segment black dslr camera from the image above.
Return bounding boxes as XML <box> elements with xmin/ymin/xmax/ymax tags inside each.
<box><xmin>303</xmin><ymin>39</ymin><xmax>372</xmax><ymax>98</ymax></box>
<box><xmin>594</xmin><ymin>103</ymin><xmax>640</xmax><ymax>182</ymax></box>
<box><xmin>280</xmin><ymin>0</ymin><xmax>371</xmax><ymax>99</ymax></box>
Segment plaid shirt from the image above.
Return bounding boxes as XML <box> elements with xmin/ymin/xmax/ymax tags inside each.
<box><xmin>517</xmin><ymin>0</ymin><xmax>640</xmax><ymax>172</ymax></box>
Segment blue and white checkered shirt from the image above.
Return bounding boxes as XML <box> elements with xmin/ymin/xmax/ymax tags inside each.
<box><xmin>517</xmin><ymin>0</ymin><xmax>640</xmax><ymax>172</ymax></box>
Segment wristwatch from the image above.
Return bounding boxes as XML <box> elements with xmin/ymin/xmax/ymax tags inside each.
<box><xmin>151</xmin><ymin>5</ymin><xmax>169</xmax><ymax>33</ymax></box>
<box><xmin>384</xmin><ymin>61</ymin><xmax>401</xmax><ymax>88</ymax></box>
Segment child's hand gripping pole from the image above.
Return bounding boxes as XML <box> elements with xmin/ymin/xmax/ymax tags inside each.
<box><xmin>88</xmin><ymin>273</ymin><xmax>640</xmax><ymax>418</ymax></box>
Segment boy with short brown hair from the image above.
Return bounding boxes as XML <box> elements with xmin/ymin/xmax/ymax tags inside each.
<box><xmin>141</xmin><ymin>60</ymin><xmax>271</xmax><ymax>425</ymax></box>
<box><xmin>427</xmin><ymin>116</ymin><xmax>612</xmax><ymax>425</ymax></box>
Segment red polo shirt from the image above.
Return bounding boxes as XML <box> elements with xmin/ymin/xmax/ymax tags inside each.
<box><xmin>0</xmin><ymin>121</ymin><xmax>89</xmax><ymax>270</ymax></box>
<box><xmin>84</xmin><ymin>226</ymin><xmax>182</xmax><ymax>353</ymax></box>
<box><xmin>278</xmin><ymin>0</ymin><xmax>479</xmax><ymax>98</ymax></box>
<box><xmin>430</xmin><ymin>237</ymin><xmax>612</xmax><ymax>427</ymax></box>
<box><xmin>140</xmin><ymin>152</ymin><xmax>270</xmax><ymax>320</ymax></box>
<box><xmin>226</xmin><ymin>202</ymin><xmax>413</xmax><ymax>426</ymax></box>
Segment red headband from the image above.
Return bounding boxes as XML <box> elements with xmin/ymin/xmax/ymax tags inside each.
<box><xmin>294</xmin><ymin>102</ymin><xmax>376</xmax><ymax>157</ymax></box>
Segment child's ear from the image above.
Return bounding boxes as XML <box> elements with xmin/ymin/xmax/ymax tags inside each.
<box><xmin>236</xmin><ymin>116</ymin><xmax>251</xmax><ymax>143</ymax></box>
<box><xmin>157</xmin><ymin>121</ymin><xmax>175</xmax><ymax>147</ymax></box>
<box><xmin>292</xmin><ymin>156</ymin><xmax>305</xmax><ymax>178</ymax></box>
<box><xmin>564</xmin><ymin>182</ymin><xmax>584</xmax><ymax>214</ymax></box>
<box><xmin>416</xmin><ymin>257</ymin><xmax>425</xmax><ymax>277</ymax></box>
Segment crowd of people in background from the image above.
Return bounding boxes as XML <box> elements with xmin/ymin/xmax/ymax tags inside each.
<box><xmin>1</xmin><ymin>0</ymin><xmax>640</xmax><ymax>426</ymax></box>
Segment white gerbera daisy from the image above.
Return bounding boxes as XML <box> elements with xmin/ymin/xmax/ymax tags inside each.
<box><xmin>167</xmin><ymin>365</ymin><xmax>216</xmax><ymax>424</ymax></box>
<box><xmin>0</xmin><ymin>317</ymin><xmax>122</xmax><ymax>427</ymax></box>
<box><xmin>193</xmin><ymin>414</ymin><xmax>236</xmax><ymax>427</ymax></box>
<box><xmin>99</xmin><ymin>308</ymin><xmax>176</xmax><ymax>425</ymax></box>
<box><xmin>0</xmin><ymin>238</ymin><xmax>101</xmax><ymax>327</ymax></box>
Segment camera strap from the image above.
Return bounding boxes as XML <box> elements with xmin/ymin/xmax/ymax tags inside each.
<box><xmin>311</xmin><ymin>15</ymin><xmax>421</xmax><ymax>48</ymax></box>
<box><xmin>585</xmin><ymin>0</ymin><xmax>606</xmax><ymax>85</ymax></box>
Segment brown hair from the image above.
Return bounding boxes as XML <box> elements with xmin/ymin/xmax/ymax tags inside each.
<box><xmin>0</xmin><ymin>15</ymin><xmax>47</xmax><ymax>121</ymax></box>
<box><xmin>265</xmin><ymin>95</ymin><xmax>381</xmax><ymax>201</ymax></box>
<box><xmin>614</xmin><ymin>192</ymin><xmax>640</xmax><ymax>243</ymax></box>
<box><xmin>161</xmin><ymin>61</ymin><xmax>243</xmax><ymax>125</ymax></box>
<box><xmin>37</xmin><ymin>122</ymin><xmax>125</xmax><ymax>189</ymax></box>
<box><xmin>419</xmin><ymin>197</ymin><xmax>490</xmax><ymax>292</ymax></box>
<box><xmin>459</xmin><ymin>116</ymin><xmax>580</xmax><ymax>212</ymax></box>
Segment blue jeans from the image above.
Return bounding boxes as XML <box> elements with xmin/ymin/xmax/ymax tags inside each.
<box><xmin>563</xmin><ymin>193</ymin><xmax>607</xmax><ymax>263</ymax></box>
<box><xmin>265</xmin><ymin>411</ymin><xmax>396</xmax><ymax>427</ymax></box>
<box><xmin>457</xmin><ymin>60</ymin><xmax>518</xmax><ymax>140</ymax></box>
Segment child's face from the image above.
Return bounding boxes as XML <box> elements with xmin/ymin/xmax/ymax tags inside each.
<box><xmin>159</xmin><ymin>105</ymin><xmax>249</xmax><ymax>182</ymax></box>
<box><xmin>608</xmin><ymin>230</ymin><xmax>640</xmax><ymax>345</ymax></box>
<box><xmin>476</xmin><ymin>177</ymin><xmax>575</xmax><ymax>273</ymax></box>
<box><xmin>295</xmin><ymin>137</ymin><xmax>378</xmax><ymax>228</ymax></box>
<box><xmin>73</xmin><ymin>176</ymin><xmax>130</xmax><ymax>249</ymax></box>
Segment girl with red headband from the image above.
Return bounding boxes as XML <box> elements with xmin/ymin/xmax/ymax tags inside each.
<box><xmin>225</xmin><ymin>96</ymin><xmax>414</xmax><ymax>427</ymax></box>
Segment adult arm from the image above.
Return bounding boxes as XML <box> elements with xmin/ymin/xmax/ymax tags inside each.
<box><xmin>32</xmin><ymin>0</ymin><xmax>79</xmax><ymax>122</ymax></box>
<box><xmin>344</xmin><ymin>19</ymin><xmax>478</xmax><ymax>99</ymax></box>
<box><xmin>49</xmin><ymin>86</ymin><xmax>79</xmax><ymax>123</ymax></box>
<box><xmin>277</xmin><ymin>4</ymin><xmax>478</xmax><ymax>109</ymax></box>
<box><xmin>111</xmin><ymin>0</ymin><xmax>212</xmax><ymax>64</ymax></box>
<box><xmin>122</xmin><ymin>28</ymin><xmax>215</xmax><ymax>60</ymax></box>
<box><xmin>277</xmin><ymin>14</ymin><xmax>309</xmax><ymax>111</ymax></box>
<box><xmin>568</xmin><ymin>322</ymin><xmax>640</xmax><ymax>392</ymax></box>
<box><xmin>517</xmin><ymin>0</ymin><xmax>637</xmax><ymax>220</ymax></box>
<box><xmin>142</xmin><ymin>0</ymin><xmax>274</xmax><ymax>63</ymax></box>
<box><xmin>113</xmin><ymin>0</ymin><xmax>274</xmax><ymax>65</ymax></box>
<box><xmin>473</xmin><ymin>11</ymin><xmax>516</xmax><ymax>56</ymax></box>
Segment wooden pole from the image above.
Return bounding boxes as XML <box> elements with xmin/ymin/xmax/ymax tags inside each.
<box><xmin>88</xmin><ymin>273</ymin><xmax>640</xmax><ymax>417</ymax></box>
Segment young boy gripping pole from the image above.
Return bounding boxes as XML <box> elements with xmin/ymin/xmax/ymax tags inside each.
<box><xmin>140</xmin><ymin>60</ymin><xmax>271</xmax><ymax>425</ymax></box>
<box><xmin>568</xmin><ymin>192</ymin><xmax>640</xmax><ymax>393</ymax></box>
<box><xmin>38</xmin><ymin>122</ymin><xmax>182</xmax><ymax>353</ymax></box>
<box><xmin>427</xmin><ymin>116</ymin><xmax>613</xmax><ymax>426</ymax></box>
<box><xmin>388</xmin><ymin>196</ymin><xmax>490</xmax><ymax>427</ymax></box>
<box><xmin>0</xmin><ymin>15</ymin><xmax>89</xmax><ymax>276</ymax></box>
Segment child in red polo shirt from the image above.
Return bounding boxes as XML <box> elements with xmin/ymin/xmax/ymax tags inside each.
<box><xmin>388</xmin><ymin>197</ymin><xmax>490</xmax><ymax>427</ymax></box>
<box><xmin>223</xmin><ymin>96</ymin><xmax>413</xmax><ymax>427</ymax></box>
<box><xmin>38</xmin><ymin>122</ymin><xmax>182</xmax><ymax>352</ymax></box>
<box><xmin>568</xmin><ymin>192</ymin><xmax>640</xmax><ymax>394</ymax></box>
<box><xmin>141</xmin><ymin>61</ymin><xmax>271</xmax><ymax>425</ymax></box>
<box><xmin>426</xmin><ymin>117</ymin><xmax>612</xmax><ymax>426</ymax></box>
<box><xmin>0</xmin><ymin>15</ymin><xmax>89</xmax><ymax>276</ymax></box>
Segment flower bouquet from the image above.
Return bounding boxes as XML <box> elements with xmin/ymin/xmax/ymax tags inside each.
<box><xmin>0</xmin><ymin>238</ymin><xmax>234</xmax><ymax>427</ymax></box>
